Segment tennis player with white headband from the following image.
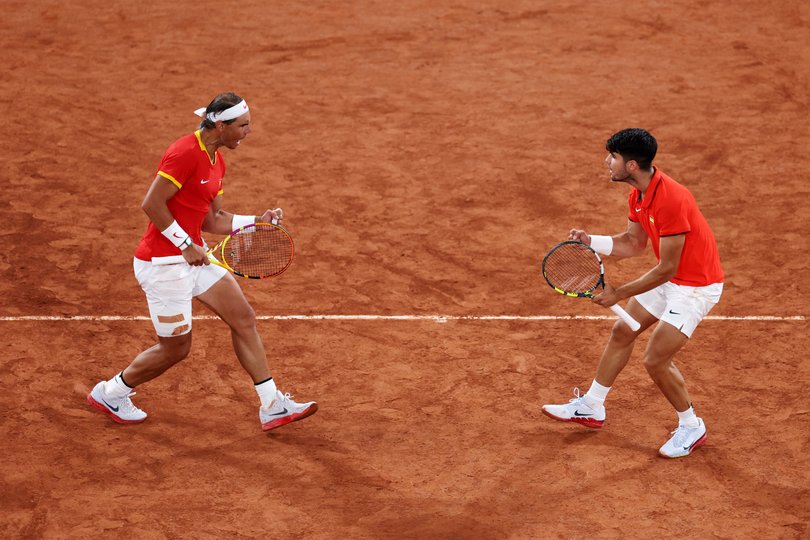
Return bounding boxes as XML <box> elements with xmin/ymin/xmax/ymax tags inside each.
<box><xmin>87</xmin><ymin>92</ymin><xmax>318</xmax><ymax>432</ymax></box>
<box><xmin>194</xmin><ymin>98</ymin><xmax>250</xmax><ymax>124</ymax></box>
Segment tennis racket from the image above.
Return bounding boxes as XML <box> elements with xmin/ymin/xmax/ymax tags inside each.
<box><xmin>542</xmin><ymin>240</ymin><xmax>641</xmax><ymax>331</ymax></box>
<box><xmin>153</xmin><ymin>221</ymin><xmax>294</xmax><ymax>279</ymax></box>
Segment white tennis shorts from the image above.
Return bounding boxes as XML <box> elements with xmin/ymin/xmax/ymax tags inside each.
<box><xmin>133</xmin><ymin>258</ymin><xmax>228</xmax><ymax>337</ymax></box>
<box><xmin>635</xmin><ymin>281</ymin><xmax>723</xmax><ymax>338</ymax></box>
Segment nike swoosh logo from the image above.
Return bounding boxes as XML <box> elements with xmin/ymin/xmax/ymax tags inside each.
<box><xmin>635</xmin><ymin>208</ymin><xmax>642</xmax><ymax>212</ymax></box>
<box><xmin>101</xmin><ymin>397</ymin><xmax>119</xmax><ymax>412</ymax></box>
<box><xmin>172</xmin><ymin>232</ymin><xmax>184</xmax><ymax>238</ymax></box>
<box><xmin>201</xmin><ymin>179</ymin><xmax>210</xmax><ymax>184</ymax></box>
<box><xmin>573</xmin><ymin>410</ymin><xmax>592</xmax><ymax>417</ymax></box>
<box><xmin>269</xmin><ymin>407</ymin><xmax>289</xmax><ymax>416</ymax></box>
<box><xmin>669</xmin><ymin>310</ymin><xmax>681</xmax><ymax>315</ymax></box>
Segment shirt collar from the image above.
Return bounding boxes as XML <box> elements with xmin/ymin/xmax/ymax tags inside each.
<box><xmin>638</xmin><ymin>166</ymin><xmax>663</xmax><ymax>208</ymax></box>
<box><xmin>194</xmin><ymin>130</ymin><xmax>217</xmax><ymax>165</ymax></box>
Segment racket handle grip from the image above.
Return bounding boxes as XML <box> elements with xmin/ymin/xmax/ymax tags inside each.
<box><xmin>609</xmin><ymin>304</ymin><xmax>641</xmax><ymax>331</ymax></box>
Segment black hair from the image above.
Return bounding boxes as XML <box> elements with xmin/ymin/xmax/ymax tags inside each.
<box><xmin>199</xmin><ymin>92</ymin><xmax>244</xmax><ymax>129</ymax></box>
<box><xmin>606</xmin><ymin>128</ymin><xmax>657</xmax><ymax>170</ymax></box>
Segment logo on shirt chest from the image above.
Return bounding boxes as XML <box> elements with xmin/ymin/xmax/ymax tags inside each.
<box><xmin>196</xmin><ymin>177</ymin><xmax>221</xmax><ymax>199</ymax></box>
<box><xmin>199</xmin><ymin>177</ymin><xmax>220</xmax><ymax>188</ymax></box>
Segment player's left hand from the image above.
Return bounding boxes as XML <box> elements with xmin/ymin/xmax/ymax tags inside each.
<box><xmin>260</xmin><ymin>208</ymin><xmax>284</xmax><ymax>223</ymax></box>
<box><xmin>593</xmin><ymin>284</ymin><xmax>620</xmax><ymax>308</ymax></box>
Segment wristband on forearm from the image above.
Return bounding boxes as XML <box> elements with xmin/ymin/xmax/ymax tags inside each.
<box><xmin>589</xmin><ymin>235</ymin><xmax>613</xmax><ymax>256</ymax></box>
<box><xmin>232</xmin><ymin>214</ymin><xmax>256</xmax><ymax>230</ymax></box>
<box><xmin>161</xmin><ymin>220</ymin><xmax>193</xmax><ymax>250</ymax></box>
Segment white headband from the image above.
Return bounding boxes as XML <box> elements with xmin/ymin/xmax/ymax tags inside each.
<box><xmin>193</xmin><ymin>99</ymin><xmax>249</xmax><ymax>123</ymax></box>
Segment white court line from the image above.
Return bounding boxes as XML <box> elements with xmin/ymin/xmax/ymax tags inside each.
<box><xmin>0</xmin><ymin>314</ymin><xmax>804</xmax><ymax>322</ymax></box>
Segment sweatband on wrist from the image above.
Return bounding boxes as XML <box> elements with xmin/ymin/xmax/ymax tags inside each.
<box><xmin>232</xmin><ymin>214</ymin><xmax>256</xmax><ymax>231</ymax></box>
<box><xmin>161</xmin><ymin>220</ymin><xmax>191</xmax><ymax>249</ymax></box>
<box><xmin>590</xmin><ymin>235</ymin><xmax>613</xmax><ymax>255</ymax></box>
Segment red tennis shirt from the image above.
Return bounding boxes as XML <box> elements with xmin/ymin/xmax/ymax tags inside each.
<box><xmin>134</xmin><ymin>130</ymin><xmax>226</xmax><ymax>261</ymax></box>
<box><xmin>627</xmin><ymin>167</ymin><xmax>723</xmax><ymax>286</ymax></box>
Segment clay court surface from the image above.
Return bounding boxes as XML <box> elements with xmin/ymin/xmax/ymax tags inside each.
<box><xmin>2</xmin><ymin>0</ymin><xmax>808</xmax><ymax>538</ymax></box>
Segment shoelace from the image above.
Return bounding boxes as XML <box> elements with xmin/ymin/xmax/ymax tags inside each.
<box><xmin>265</xmin><ymin>392</ymin><xmax>294</xmax><ymax>412</ymax></box>
<box><xmin>669</xmin><ymin>424</ymin><xmax>697</xmax><ymax>446</ymax></box>
<box><xmin>119</xmin><ymin>392</ymin><xmax>141</xmax><ymax>414</ymax></box>
<box><xmin>568</xmin><ymin>387</ymin><xmax>585</xmax><ymax>404</ymax></box>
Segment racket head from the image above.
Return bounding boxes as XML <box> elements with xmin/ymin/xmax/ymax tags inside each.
<box><xmin>215</xmin><ymin>222</ymin><xmax>294</xmax><ymax>279</ymax></box>
<box><xmin>541</xmin><ymin>241</ymin><xmax>605</xmax><ymax>297</ymax></box>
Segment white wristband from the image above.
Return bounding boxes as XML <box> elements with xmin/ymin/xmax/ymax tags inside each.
<box><xmin>589</xmin><ymin>235</ymin><xmax>613</xmax><ymax>256</ymax></box>
<box><xmin>232</xmin><ymin>214</ymin><xmax>256</xmax><ymax>231</ymax></box>
<box><xmin>161</xmin><ymin>220</ymin><xmax>192</xmax><ymax>249</ymax></box>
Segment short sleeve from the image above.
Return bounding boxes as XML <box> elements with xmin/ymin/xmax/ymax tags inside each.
<box><xmin>156</xmin><ymin>147</ymin><xmax>192</xmax><ymax>189</ymax></box>
<box><xmin>657</xmin><ymin>197</ymin><xmax>691</xmax><ymax>236</ymax></box>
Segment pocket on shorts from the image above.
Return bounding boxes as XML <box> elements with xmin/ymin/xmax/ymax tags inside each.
<box><xmin>152</xmin><ymin>264</ymin><xmax>192</xmax><ymax>284</ymax></box>
<box><xmin>696</xmin><ymin>282</ymin><xmax>723</xmax><ymax>304</ymax></box>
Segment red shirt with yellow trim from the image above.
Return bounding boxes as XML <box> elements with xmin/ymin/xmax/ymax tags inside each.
<box><xmin>627</xmin><ymin>167</ymin><xmax>723</xmax><ymax>286</ymax></box>
<box><xmin>134</xmin><ymin>131</ymin><xmax>226</xmax><ymax>261</ymax></box>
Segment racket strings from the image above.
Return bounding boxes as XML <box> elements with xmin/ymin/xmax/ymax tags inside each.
<box><xmin>223</xmin><ymin>227</ymin><xmax>293</xmax><ymax>278</ymax></box>
<box><xmin>544</xmin><ymin>244</ymin><xmax>602</xmax><ymax>294</ymax></box>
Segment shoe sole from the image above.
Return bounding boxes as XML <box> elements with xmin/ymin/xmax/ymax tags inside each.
<box><xmin>659</xmin><ymin>432</ymin><xmax>707</xmax><ymax>458</ymax></box>
<box><xmin>262</xmin><ymin>403</ymin><xmax>319</xmax><ymax>432</ymax></box>
<box><xmin>541</xmin><ymin>407</ymin><xmax>604</xmax><ymax>429</ymax></box>
<box><xmin>86</xmin><ymin>393</ymin><xmax>147</xmax><ymax>425</ymax></box>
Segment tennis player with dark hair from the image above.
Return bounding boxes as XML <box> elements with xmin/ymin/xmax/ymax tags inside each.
<box><xmin>87</xmin><ymin>92</ymin><xmax>317</xmax><ymax>432</ymax></box>
<box><xmin>542</xmin><ymin>128</ymin><xmax>723</xmax><ymax>458</ymax></box>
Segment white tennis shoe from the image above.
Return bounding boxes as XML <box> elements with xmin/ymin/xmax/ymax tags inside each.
<box><xmin>260</xmin><ymin>390</ymin><xmax>318</xmax><ymax>432</ymax></box>
<box><xmin>542</xmin><ymin>388</ymin><xmax>605</xmax><ymax>429</ymax></box>
<box><xmin>659</xmin><ymin>418</ymin><xmax>707</xmax><ymax>458</ymax></box>
<box><xmin>87</xmin><ymin>381</ymin><xmax>147</xmax><ymax>424</ymax></box>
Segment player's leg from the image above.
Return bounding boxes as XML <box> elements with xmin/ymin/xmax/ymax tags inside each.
<box><xmin>194</xmin><ymin>268</ymin><xmax>317</xmax><ymax>431</ymax></box>
<box><xmin>123</xmin><ymin>261</ymin><xmax>196</xmax><ymax>386</ymax></box>
<box><xmin>642</xmin><ymin>321</ymin><xmax>691</xmax><ymax>410</ymax></box>
<box><xmin>645</xmin><ymin>323</ymin><xmax>707</xmax><ymax>458</ymax></box>
<box><xmin>541</xmin><ymin>297</ymin><xmax>657</xmax><ymax>429</ymax></box>
<box><xmin>594</xmin><ymin>298</ymin><xmax>659</xmax><ymax>386</ymax></box>
<box><xmin>87</xmin><ymin>259</ymin><xmax>196</xmax><ymax>424</ymax></box>
<box><xmin>195</xmin><ymin>271</ymin><xmax>269</xmax><ymax>381</ymax></box>
<box><xmin>122</xmin><ymin>334</ymin><xmax>193</xmax><ymax>386</ymax></box>
<box><xmin>650</xmin><ymin>282</ymin><xmax>723</xmax><ymax>458</ymax></box>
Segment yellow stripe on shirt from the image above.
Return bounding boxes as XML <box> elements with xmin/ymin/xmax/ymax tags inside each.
<box><xmin>157</xmin><ymin>170</ymin><xmax>182</xmax><ymax>189</ymax></box>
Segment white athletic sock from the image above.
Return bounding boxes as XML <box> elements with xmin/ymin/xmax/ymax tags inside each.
<box><xmin>584</xmin><ymin>380</ymin><xmax>611</xmax><ymax>408</ymax></box>
<box><xmin>677</xmin><ymin>405</ymin><xmax>700</xmax><ymax>428</ymax></box>
<box><xmin>103</xmin><ymin>372</ymin><xmax>133</xmax><ymax>400</ymax></box>
<box><xmin>255</xmin><ymin>378</ymin><xmax>278</xmax><ymax>409</ymax></box>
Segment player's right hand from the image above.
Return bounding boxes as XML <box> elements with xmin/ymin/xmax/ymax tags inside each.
<box><xmin>568</xmin><ymin>229</ymin><xmax>590</xmax><ymax>244</ymax></box>
<box><xmin>182</xmin><ymin>244</ymin><xmax>210</xmax><ymax>266</ymax></box>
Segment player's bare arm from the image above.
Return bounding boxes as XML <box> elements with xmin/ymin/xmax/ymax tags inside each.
<box><xmin>141</xmin><ymin>175</ymin><xmax>209</xmax><ymax>266</ymax></box>
<box><xmin>569</xmin><ymin>220</ymin><xmax>648</xmax><ymax>259</ymax></box>
<box><xmin>141</xmin><ymin>175</ymin><xmax>181</xmax><ymax>231</ymax></box>
<box><xmin>610</xmin><ymin>221</ymin><xmax>648</xmax><ymax>259</ymax></box>
<box><xmin>202</xmin><ymin>195</ymin><xmax>236</xmax><ymax>235</ymax></box>
<box><xmin>597</xmin><ymin>233</ymin><xmax>685</xmax><ymax>306</ymax></box>
<box><xmin>202</xmin><ymin>197</ymin><xmax>284</xmax><ymax>235</ymax></box>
